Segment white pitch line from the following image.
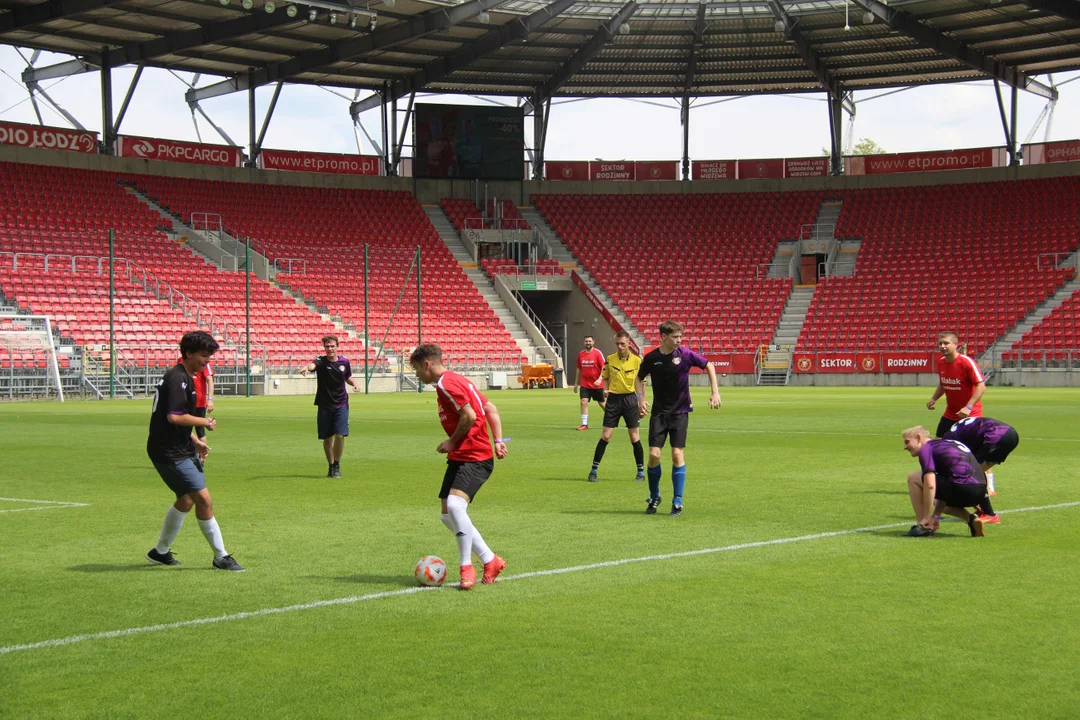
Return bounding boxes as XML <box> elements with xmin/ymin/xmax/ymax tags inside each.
<box><xmin>0</xmin><ymin>497</ymin><xmax>90</xmax><ymax>514</ymax></box>
<box><xmin>1</xmin><ymin>500</ymin><xmax>1077</xmax><ymax>657</ymax></box>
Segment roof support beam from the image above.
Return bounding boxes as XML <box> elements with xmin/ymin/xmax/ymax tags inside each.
<box><xmin>1015</xmin><ymin>0</ymin><xmax>1080</xmax><ymax>25</ymax></box>
<box><xmin>351</xmin><ymin>0</ymin><xmax>577</xmax><ymax>117</ymax></box>
<box><xmin>847</xmin><ymin>0</ymin><xmax>1058</xmax><ymax>100</ymax></box>
<box><xmin>21</xmin><ymin>58</ymin><xmax>98</xmax><ymax>83</ymax></box>
<box><xmin>187</xmin><ymin>0</ymin><xmax>506</xmax><ymax>103</ymax></box>
<box><xmin>766</xmin><ymin>0</ymin><xmax>841</xmax><ymax>99</ymax></box>
<box><xmin>0</xmin><ymin>0</ymin><xmax>127</xmax><ymax>33</ymax></box>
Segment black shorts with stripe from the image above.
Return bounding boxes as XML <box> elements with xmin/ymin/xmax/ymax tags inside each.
<box><xmin>439</xmin><ymin>458</ymin><xmax>494</xmax><ymax>501</ymax></box>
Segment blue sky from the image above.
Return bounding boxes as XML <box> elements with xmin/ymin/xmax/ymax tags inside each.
<box><xmin>2</xmin><ymin>45</ymin><xmax>1077</xmax><ymax>162</ymax></box>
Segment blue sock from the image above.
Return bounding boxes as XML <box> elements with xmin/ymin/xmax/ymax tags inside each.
<box><xmin>672</xmin><ymin>465</ymin><xmax>686</xmax><ymax>506</ymax></box>
<box><xmin>647</xmin><ymin>464</ymin><xmax>662</xmax><ymax>499</ymax></box>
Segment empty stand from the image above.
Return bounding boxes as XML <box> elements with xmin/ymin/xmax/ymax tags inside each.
<box><xmin>533</xmin><ymin>192</ymin><xmax>821</xmax><ymax>352</ymax></box>
<box><xmin>1004</xmin><ymin>288</ymin><xmax>1080</xmax><ymax>367</ymax></box>
<box><xmin>133</xmin><ymin>178</ymin><xmax>523</xmax><ymax>366</ymax></box>
<box><xmin>799</xmin><ymin>178</ymin><xmax>1079</xmax><ymax>354</ymax></box>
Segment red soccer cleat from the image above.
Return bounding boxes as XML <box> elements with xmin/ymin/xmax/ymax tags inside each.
<box><xmin>576</xmin><ymin>425</ymin><xmax>589</xmax><ymax>431</ymax></box>
<box><xmin>482</xmin><ymin>555</ymin><xmax>507</xmax><ymax>584</ymax></box>
<box><xmin>979</xmin><ymin>514</ymin><xmax>1000</xmax><ymax>524</ymax></box>
<box><xmin>459</xmin><ymin>564</ymin><xmax>476</xmax><ymax>590</ymax></box>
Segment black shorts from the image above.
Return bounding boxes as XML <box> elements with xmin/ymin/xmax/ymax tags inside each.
<box><xmin>935</xmin><ymin>480</ymin><xmax>987</xmax><ymax>509</ymax></box>
<box><xmin>317</xmin><ymin>406</ymin><xmax>350</xmax><ymax>440</ymax></box>
<box><xmin>603</xmin><ymin>393</ymin><xmax>640</xmax><ymax>429</ymax></box>
<box><xmin>648</xmin><ymin>413</ymin><xmax>689</xmax><ymax>449</ymax></box>
<box><xmin>979</xmin><ymin>428</ymin><xmax>1020</xmax><ymax>465</ymax></box>
<box><xmin>579</xmin><ymin>387</ymin><xmax>606</xmax><ymax>404</ymax></box>
<box><xmin>439</xmin><ymin>458</ymin><xmax>494</xmax><ymax>501</ymax></box>
<box><xmin>193</xmin><ymin>407</ymin><xmax>207</xmax><ymax>439</ymax></box>
<box><xmin>935</xmin><ymin>415</ymin><xmax>956</xmax><ymax>439</ymax></box>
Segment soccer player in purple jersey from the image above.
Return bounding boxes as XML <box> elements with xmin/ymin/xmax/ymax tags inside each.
<box><xmin>635</xmin><ymin>321</ymin><xmax>721</xmax><ymax>516</ymax></box>
<box><xmin>299</xmin><ymin>335</ymin><xmax>359</xmax><ymax>477</ymax></box>
<box><xmin>901</xmin><ymin>426</ymin><xmax>993</xmax><ymax>538</ymax></box>
<box><xmin>943</xmin><ymin>417</ymin><xmax>1018</xmax><ymax>521</ymax></box>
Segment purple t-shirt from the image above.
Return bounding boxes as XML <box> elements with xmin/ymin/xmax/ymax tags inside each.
<box><xmin>942</xmin><ymin>417</ymin><xmax>1014</xmax><ymax>459</ymax></box>
<box><xmin>919</xmin><ymin>439</ymin><xmax>985</xmax><ymax>486</ymax></box>
<box><xmin>637</xmin><ymin>345</ymin><xmax>709</xmax><ymax>415</ymax></box>
<box><xmin>313</xmin><ymin>355</ymin><xmax>352</xmax><ymax>409</ymax></box>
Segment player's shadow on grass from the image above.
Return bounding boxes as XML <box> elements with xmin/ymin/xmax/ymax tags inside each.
<box><xmin>857</xmin><ymin>489</ymin><xmax>908</xmax><ymax>495</ymax></box>
<box><xmin>560</xmin><ymin>509</ymin><xmax>644</xmax><ymax>516</ymax></box>
<box><xmin>68</xmin><ymin>563</ymin><xmax>192</xmax><ymax>572</ymax></box>
<box><xmin>305</xmin><ymin>574</ymin><xmax>416</xmax><ymax>587</ymax></box>
<box><xmin>245</xmin><ymin>474</ymin><xmax>332</xmax><ymax>481</ymax></box>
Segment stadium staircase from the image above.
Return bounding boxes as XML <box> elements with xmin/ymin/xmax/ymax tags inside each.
<box><xmin>984</xmin><ymin>276</ymin><xmax>1080</xmax><ymax>367</ymax></box>
<box><xmin>519</xmin><ymin>206</ymin><xmax>647</xmax><ymax>350</ymax></box>
<box><xmin>759</xmin><ymin>286</ymin><xmax>815</xmax><ymax>385</ymax></box>
<box><xmin>423</xmin><ymin>205</ymin><xmax>542</xmax><ymax>363</ymax></box>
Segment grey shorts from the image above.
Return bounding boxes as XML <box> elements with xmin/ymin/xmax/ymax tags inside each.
<box><xmin>153</xmin><ymin>457</ymin><xmax>207</xmax><ymax>496</ymax></box>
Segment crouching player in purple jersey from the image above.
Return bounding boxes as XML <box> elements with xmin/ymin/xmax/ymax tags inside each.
<box><xmin>901</xmin><ymin>426</ymin><xmax>994</xmax><ymax>538</ymax></box>
<box><xmin>635</xmin><ymin>321</ymin><xmax>721</xmax><ymax>516</ymax></box>
<box><xmin>943</xmin><ymin>416</ymin><xmax>1019</xmax><ymax>524</ymax></box>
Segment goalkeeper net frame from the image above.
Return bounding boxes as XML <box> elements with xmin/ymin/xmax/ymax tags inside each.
<box><xmin>0</xmin><ymin>314</ymin><xmax>65</xmax><ymax>401</ymax></box>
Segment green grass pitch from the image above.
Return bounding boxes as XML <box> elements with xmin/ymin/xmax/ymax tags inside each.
<box><xmin>1</xmin><ymin>387</ymin><xmax>1078</xmax><ymax>719</ymax></box>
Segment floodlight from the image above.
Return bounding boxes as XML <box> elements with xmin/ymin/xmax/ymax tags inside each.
<box><xmin>309</xmin><ymin>7</ymin><xmax>317</xmax><ymax>19</ymax></box>
<box><xmin>774</xmin><ymin>19</ymin><xmax>785</xmax><ymax>33</ymax></box>
<box><xmin>242</xmin><ymin>0</ymin><xmax>253</xmax><ymax>9</ymax></box>
<box><xmin>618</xmin><ymin>22</ymin><xmax>630</xmax><ymax>35</ymax></box>
<box><xmin>265</xmin><ymin>1</ymin><xmax>276</xmax><ymax>12</ymax></box>
<box><xmin>219</xmin><ymin>0</ymin><xmax>230</xmax><ymax>6</ymax></box>
<box><xmin>330</xmin><ymin>11</ymin><xmax>337</xmax><ymax>22</ymax></box>
<box><xmin>286</xmin><ymin>3</ymin><xmax>297</xmax><ymax>16</ymax></box>
<box><xmin>350</xmin><ymin>13</ymin><xmax>357</xmax><ymax>27</ymax></box>
<box><xmin>384</xmin><ymin>0</ymin><xmax>396</xmax><ymax>7</ymax></box>
<box><xmin>862</xmin><ymin>11</ymin><xmax>873</xmax><ymax>24</ymax></box>
<box><xmin>368</xmin><ymin>16</ymin><xmax>377</xmax><ymax>31</ymax></box>
<box><xmin>478</xmin><ymin>11</ymin><xmax>490</xmax><ymax>23</ymax></box>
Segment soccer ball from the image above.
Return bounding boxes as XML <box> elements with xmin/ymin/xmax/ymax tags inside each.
<box><xmin>414</xmin><ymin>555</ymin><xmax>447</xmax><ymax>586</ymax></box>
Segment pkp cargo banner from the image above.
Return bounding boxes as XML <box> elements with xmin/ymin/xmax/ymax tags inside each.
<box><xmin>635</xmin><ymin>161</ymin><xmax>678</xmax><ymax>181</ymax></box>
<box><xmin>544</xmin><ymin>161</ymin><xmax>590</xmax><ymax>181</ymax></box>
<box><xmin>570</xmin><ymin>271</ymin><xmax>640</xmax><ymax>355</ymax></box>
<box><xmin>846</xmin><ymin>146</ymin><xmax>1006</xmax><ymax>175</ymax></box>
<box><xmin>116</xmin><ymin>135</ymin><xmax>242</xmax><ymax>167</ymax></box>
<box><xmin>258</xmin><ymin>149</ymin><xmax>380</xmax><ymax>175</ymax></box>
<box><xmin>589</xmin><ymin>161</ymin><xmax>635</xmax><ymax>181</ymax></box>
<box><xmin>692</xmin><ymin>160</ymin><xmax>735</xmax><ymax>180</ymax></box>
<box><xmin>0</xmin><ymin>120</ymin><xmax>98</xmax><ymax>154</ymax></box>
<box><xmin>1023</xmin><ymin>139</ymin><xmax>1080</xmax><ymax>165</ymax></box>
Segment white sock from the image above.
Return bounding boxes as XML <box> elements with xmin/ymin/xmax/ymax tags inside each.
<box><xmin>441</xmin><ymin>513</ymin><xmax>456</xmax><ymax>534</ymax></box>
<box><xmin>581</xmin><ymin>413</ymin><xmax>588</xmax><ymax>426</ymax></box>
<box><xmin>471</xmin><ymin>529</ymin><xmax>495</xmax><ymax>565</ymax></box>
<box><xmin>155</xmin><ymin>506</ymin><xmax>187</xmax><ymax>553</ymax></box>
<box><xmin>446</xmin><ymin>495</ymin><xmax>476</xmax><ymax>567</ymax></box>
<box><xmin>987</xmin><ymin>471</ymin><xmax>995</xmax><ymax>494</ymax></box>
<box><xmin>197</xmin><ymin>517</ymin><xmax>228</xmax><ymax>560</ymax></box>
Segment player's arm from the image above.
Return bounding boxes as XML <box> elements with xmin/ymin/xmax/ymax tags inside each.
<box><xmin>572</xmin><ymin>366</ymin><xmax>580</xmax><ymax>391</ymax></box>
<box><xmin>205</xmin><ymin>373</ymin><xmax>215</xmax><ymax>413</ymax></box>
<box><xmin>705</xmin><ymin>363</ymin><xmax>722</xmax><ymax>409</ymax></box>
<box><xmin>635</xmin><ymin>377</ymin><xmax>649</xmax><ymax>416</ymax></box>
<box><xmin>299</xmin><ymin>360</ymin><xmax>318</xmax><ymax>375</ymax></box>
<box><xmin>483</xmin><ymin>401</ymin><xmax>508</xmax><ymax>459</ymax></box>
<box><xmin>927</xmin><ymin>383</ymin><xmax>945</xmax><ymax>410</ymax></box>
<box><xmin>437</xmin><ymin>404</ymin><xmax>477</xmax><ymax>454</ymax></box>
<box><xmin>168</xmin><ymin>412</ymin><xmax>216</xmax><ymax>430</ymax></box>
<box><xmin>960</xmin><ymin>381</ymin><xmax>986</xmax><ymax>418</ymax></box>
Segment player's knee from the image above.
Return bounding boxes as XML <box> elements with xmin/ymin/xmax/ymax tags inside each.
<box><xmin>907</xmin><ymin>470</ymin><xmax>922</xmax><ymax>485</ymax></box>
<box><xmin>648</xmin><ymin>447</ymin><xmax>662</xmax><ymax>461</ymax></box>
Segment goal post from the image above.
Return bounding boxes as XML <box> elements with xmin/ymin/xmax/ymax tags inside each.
<box><xmin>0</xmin><ymin>314</ymin><xmax>65</xmax><ymax>401</ymax></box>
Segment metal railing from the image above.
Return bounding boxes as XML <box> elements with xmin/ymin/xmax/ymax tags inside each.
<box><xmin>511</xmin><ymin>288</ymin><xmax>563</xmax><ymax>364</ymax></box>
<box><xmin>274</xmin><ymin>258</ymin><xmax>308</xmax><ymax>275</ymax></box>
<box><xmin>1038</xmin><ymin>251</ymin><xmax>1078</xmax><ymax>271</ymax></box>
<box><xmin>190</xmin><ymin>212</ymin><xmax>224</xmax><ymax>242</ymax></box>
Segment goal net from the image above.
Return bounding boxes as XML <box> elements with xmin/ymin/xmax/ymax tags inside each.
<box><xmin>0</xmin><ymin>315</ymin><xmax>65</xmax><ymax>401</ymax></box>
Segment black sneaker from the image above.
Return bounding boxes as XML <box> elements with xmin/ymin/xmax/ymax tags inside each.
<box><xmin>213</xmin><ymin>554</ymin><xmax>246</xmax><ymax>572</ymax></box>
<box><xmin>327</xmin><ymin>465</ymin><xmax>335</xmax><ymax>478</ymax></box>
<box><xmin>645</xmin><ymin>497</ymin><xmax>662</xmax><ymax>515</ymax></box>
<box><xmin>146</xmin><ymin>548</ymin><xmax>181</xmax><ymax>566</ymax></box>
<box><xmin>968</xmin><ymin>514</ymin><xmax>985</xmax><ymax>538</ymax></box>
<box><xmin>904</xmin><ymin>525</ymin><xmax>934</xmax><ymax>537</ymax></box>
<box><xmin>587</xmin><ymin>470</ymin><xmax>598</xmax><ymax>483</ymax></box>
<box><xmin>670</xmin><ymin>504</ymin><xmax>683</xmax><ymax>517</ymax></box>
<box><xmin>634</xmin><ymin>471</ymin><xmax>645</xmax><ymax>482</ymax></box>
<box><xmin>332</xmin><ymin>462</ymin><xmax>342</xmax><ymax>478</ymax></box>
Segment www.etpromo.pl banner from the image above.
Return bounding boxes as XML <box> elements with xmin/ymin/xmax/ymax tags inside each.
<box><xmin>258</xmin><ymin>149</ymin><xmax>381</xmax><ymax>175</ymax></box>
<box><xmin>845</xmin><ymin>147</ymin><xmax>1006</xmax><ymax>175</ymax></box>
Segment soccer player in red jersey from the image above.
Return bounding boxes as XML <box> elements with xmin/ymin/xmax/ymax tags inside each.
<box><xmin>410</xmin><ymin>343</ymin><xmax>508</xmax><ymax>590</ymax></box>
<box><xmin>573</xmin><ymin>335</ymin><xmax>606</xmax><ymax>430</ymax></box>
<box><xmin>927</xmin><ymin>331</ymin><xmax>986</xmax><ymax>438</ymax></box>
<box><xmin>176</xmin><ymin>354</ymin><xmax>214</xmax><ymax>442</ymax></box>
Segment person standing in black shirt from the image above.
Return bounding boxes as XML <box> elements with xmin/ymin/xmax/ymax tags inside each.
<box><xmin>146</xmin><ymin>331</ymin><xmax>244</xmax><ymax>571</ymax></box>
<box><xmin>299</xmin><ymin>335</ymin><xmax>358</xmax><ymax>477</ymax></box>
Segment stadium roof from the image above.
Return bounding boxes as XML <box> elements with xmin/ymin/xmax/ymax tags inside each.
<box><xmin>2</xmin><ymin>0</ymin><xmax>1078</xmax><ymax>105</ymax></box>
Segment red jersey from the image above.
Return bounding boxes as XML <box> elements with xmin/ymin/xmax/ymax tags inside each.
<box><xmin>435</xmin><ymin>370</ymin><xmax>493</xmax><ymax>462</ymax></box>
<box><xmin>576</xmin><ymin>348</ymin><xmax>605</xmax><ymax>389</ymax></box>
<box><xmin>937</xmin><ymin>353</ymin><xmax>984</xmax><ymax>420</ymax></box>
<box><xmin>177</xmin><ymin>359</ymin><xmax>213</xmax><ymax>409</ymax></box>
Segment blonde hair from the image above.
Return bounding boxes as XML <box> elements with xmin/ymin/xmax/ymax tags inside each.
<box><xmin>901</xmin><ymin>426</ymin><xmax>930</xmax><ymax>440</ymax></box>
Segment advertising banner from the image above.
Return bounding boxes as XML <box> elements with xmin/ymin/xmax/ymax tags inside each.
<box><xmin>545</xmin><ymin>161</ymin><xmax>590</xmax><ymax>181</ymax></box>
<box><xmin>880</xmin><ymin>352</ymin><xmax>935</xmax><ymax>373</ymax></box>
<box><xmin>847</xmin><ymin>147</ymin><xmax>1004</xmax><ymax>175</ymax></box>
<box><xmin>784</xmin><ymin>156</ymin><xmax>829</xmax><ymax>178</ymax></box>
<box><xmin>856</xmin><ymin>352</ymin><xmax>880</xmax><ymax>373</ymax></box>
<box><xmin>634</xmin><ymin>161</ymin><xmax>678</xmax><ymax>181</ymax></box>
<box><xmin>692</xmin><ymin>353</ymin><xmax>756</xmax><ymax>374</ymax></box>
<box><xmin>1023</xmin><ymin>139</ymin><xmax>1080</xmax><ymax>165</ymax></box>
<box><xmin>258</xmin><ymin>149</ymin><xmax>380</xmax><ymax>175</ymax></box>
<box><xmin>116</xmin><ymin>135</ymin><xmax>242</xmax><ymax>167</ymax></box>
<box><xmin>588</xmin><ymin>161</ymin><xmax>635</xmax><ymax>181</ymax></box>
<box><xmin>0</xmin><ymin>120</ymin><xmax>98</xmax><ymax>154</ymax></box>
<box><xmin>692</xmin><ymin>160</ymin><xmax>735</xmax><ymax>181</ymax></box>
<box><xmin>792</xmin><ymin>353</ymin><xmax>856</xmax><ymax>373</ymax></box>
<box><xmin>737</xmin><ymin>158</ymin><xmax>785</xmax><ymax>180</ymax></box>
<box><xmin>570</xmin><ymin>271</ymin><xmax>640</xmax><ymax>355</ymax></box>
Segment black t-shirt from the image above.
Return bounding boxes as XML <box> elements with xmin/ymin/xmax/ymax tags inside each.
<box><xmin>147</xmin><ymin>363</ymin><xmax>198</xmax><ymax>463</ymax></box>
<box><xmin>313</xmin><ymin>355</ymin><xmax>352</xmax><ymax>409</ymax></box>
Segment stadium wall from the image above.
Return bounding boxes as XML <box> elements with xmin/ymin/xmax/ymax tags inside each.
<box><xmin>3</xmin><ymin>144</ymin><xmax>1077</xmax><ymax>200</ymax></box>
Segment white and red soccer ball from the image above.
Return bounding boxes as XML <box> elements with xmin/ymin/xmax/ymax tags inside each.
<box><xmin>414</xmin><ymin>555</ymin><xmax>447</xmax><ymax>586</ymax></box>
